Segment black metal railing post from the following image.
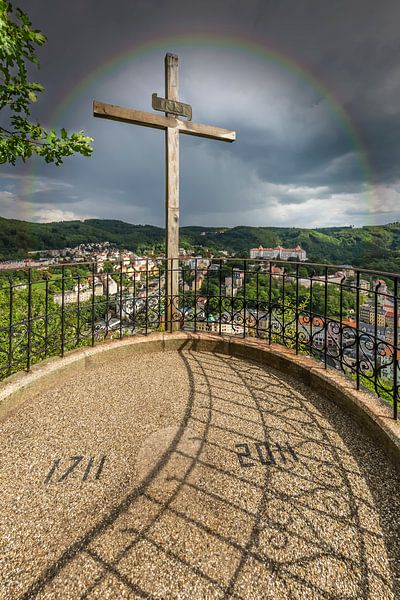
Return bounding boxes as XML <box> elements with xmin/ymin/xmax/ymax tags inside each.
<box><xmin>61</xmin><ymin>265</ymin><xmax>65</xmax><ymax>357</ymax></box>
<box><xmin>324</xmin><ymin>267</ymin><xmax>328</xmax><ymax>368</ymax></box>
<box><xmin>205</xmin><ymin>264</ymin><xmax>211</xmax><ymax>328</ymax></box>
<box><xmin>309</xmin><ymin>271</ymin><xmax>314</xmax><ymax>355</ymax></box>
<box><xmin>243</xmin><ymin>260</ymin><xmax>247</xmax><ymax>338</ymax></box>
<box><xmin>373</xmin><ymin>280</ymin><xmax>380</xmax><ymax>395</ymax></box>
<box><xmin>194</xmin><ymin>258</ymin><xmax>198</xmax><ymax>333</ymax></box>
<box><xmin>394</xmin><ymin>277</ymin><xmax>398</xmax><ymax>419</ymax></box>
<box><xmin>145</xmin><ymin>259</ymin><xmax>149</xmax><ymax>335</ymax></box>
<box><xmin>91</xmin><ymin>262</ymin><xmax>95</xmax><ymax>347</ymax></box>
<box><xmin>268</xmin><ymin>262</ymin><xmax>272</xmax><ymax>345</ymax></box>
<box><xmin>133</xmin><ymin>267</ymin><xmax>138</xmax><ymax>332</ymax></box>
<box><xmin>164</xmin><ymin>258</ymin><xmax>169</xmax><ymax>333</ymax></box>
<box><xmin>356</xmin><ymin>270</ymin><xmax>360</xmax><ymax>390</ymax></box>
<box><xmin>157</xmin><ymin>260</ymin><xmax>162</xmax><ymax>330</ymax></box>
<box><xmin>119</xmin><ymin>261</ymin><xmax>123</xmax><ymax>340</ymax></box>
<box><xmin>339</xmin><ymin>274</ymin><xmax>345</xmax><ymax>370</ymax></box>
<box><xmin>44</xmin><ymin>273</ymin><xmax>49</xmax><ymax>357</ymax></box>
<box><xmin>8</xmin><ymin>276</ymin><xmax>13</xmax><ymax>376</ymax></box>
<box><xmin>230</xmin><ymin>265</ymin><xmax>234</xmax><ymax>332</ymax></box>
<box><xmin>218</xmin><ymin>259</ymin><xmax>223</xmax><ymax>335</ymax></box>
<box><xmin>26</xmin><ymin>268</ymin><xmax>33</xmax><ymax>371</ymax></box>
<box><xmin>282</xmin><ymin>267</ymin><xmax>286</xmax><ymax>346</ymax></box>
<box><xmin>295</xmin><ymin>263</ymin><xmax>299</xmax><ymax>355</ymax></box>
<box><xmin>256</xmin><ymin>265</ymin><xmax>260</xmax><ymax>338</ymax></box>
<box><xmin>105</xmin><ymin>270</ymin><xmax>110</xmax><ymax>338</ymax></box>
<box><xmin>76</xmin><ymin>271</ymin><xmax>81</xmax><ymax>347</ymax></box>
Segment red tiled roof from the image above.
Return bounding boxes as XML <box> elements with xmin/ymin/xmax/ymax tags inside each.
<box><xmin>298</xmin><ymin>316</ymin><xmax>325</xmax><ymax>327</ymax></box>
<box><xmin>381</xmin><ymin>347</ymin><xmax>400</xmax><ymax>358</ymax></box>
<box><xmin>341</xmin><ymin>318</ymin><xmax>356</xmax><ymax>328</ymax></box>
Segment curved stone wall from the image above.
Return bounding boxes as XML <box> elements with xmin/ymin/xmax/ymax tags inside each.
<box><xmin>1</xmin><ymin>331</ymin><xmax>399</xmax><ymax>467</ymax></box>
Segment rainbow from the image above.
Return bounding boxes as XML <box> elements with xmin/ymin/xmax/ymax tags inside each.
<box><xmin>21</xmin><ymin>32</ymin><xmax>376</xmax><ymax>224</ymax></box>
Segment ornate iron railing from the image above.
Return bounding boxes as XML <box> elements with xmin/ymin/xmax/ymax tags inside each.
<box><xmin>0</xmin><ymin>258</ymin><xmax>398</xmax><ymax>418</ymax></box>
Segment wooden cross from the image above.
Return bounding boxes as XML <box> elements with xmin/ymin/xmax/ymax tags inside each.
<box><xmin>93</xmin><ymin>53</ymin><xmax>236</xmax><ymax>330</ymax></box>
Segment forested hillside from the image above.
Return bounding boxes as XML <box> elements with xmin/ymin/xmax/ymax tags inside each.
<box><xmin>0</xmin><ymin>216</ymin><xmax>400</xmax><ymax>272</ymax></box>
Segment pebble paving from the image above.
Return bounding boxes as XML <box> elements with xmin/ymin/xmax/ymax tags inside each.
<box><xmin>0</xmin><ymin>348</ymin><xmax>399</xmax><ymax>599</ymax></box>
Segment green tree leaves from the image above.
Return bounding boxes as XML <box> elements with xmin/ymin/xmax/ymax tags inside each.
<box><xmin>0</xmin><ymin>0</ymin><xmax>93</xmax><ymax>165</ymax></box>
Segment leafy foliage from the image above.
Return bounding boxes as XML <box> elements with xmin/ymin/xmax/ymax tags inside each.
<box><xmin>0</xmin><ymin>0</ymin><xmax>92</xmax><ymax>164</ymax></box>
<box><xmin>0</xmin><ymin>265</ymin><xmax>113</xmax><ymax>378</ymax></box>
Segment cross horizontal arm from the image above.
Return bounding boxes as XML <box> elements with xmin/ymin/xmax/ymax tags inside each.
<box><xmin>93</xmin><ymin>101</ymin><xmax>235</xmax><ymax>142</ymax></box>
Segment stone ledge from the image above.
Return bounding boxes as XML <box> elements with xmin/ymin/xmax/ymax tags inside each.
<box><xmin>0</xmin><ymin>331</ymin><xmax>399</xmax><ymax>467</ymax></box>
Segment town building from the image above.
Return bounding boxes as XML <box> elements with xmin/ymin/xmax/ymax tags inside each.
<box><xmin>250</xmin><ymin>245</ymin><xmax>307</xmax><ymax>261</ymax></box>
<box><xmin>380</xmin><ymin>348</ymin><xmax>400</xmax><ymax>381</ymax></box>
<box><xmin>53</xmin><ymin>281</ymin><xmax>103</xmax><ymax>305</ymax></box>
<box><xmin>359</xmin><ymin>305</ymin><xmax>386</xmax><ymax>328</ymax></box>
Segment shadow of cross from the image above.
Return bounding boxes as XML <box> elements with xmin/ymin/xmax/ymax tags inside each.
<box><xmin>93</xmin><ymin>53</ymin><xmax>236</xmax><ymax>331</ymax></box>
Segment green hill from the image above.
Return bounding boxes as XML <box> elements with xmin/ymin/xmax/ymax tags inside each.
<box><xmin>0</xmin><ymin>216</ymin><xmax>399</xmax><ymax>272</ymax></box>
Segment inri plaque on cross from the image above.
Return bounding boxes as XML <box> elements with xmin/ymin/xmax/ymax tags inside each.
<box><xmin>93</xmin><ymin>53</ymin><xmax>236</xmax><ymax>331</ymax></box>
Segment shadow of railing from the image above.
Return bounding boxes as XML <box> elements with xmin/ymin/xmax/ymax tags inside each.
<box><xmin>19</xmin><ymin>345</ymin><xmax>400</xmax><ymax>599</ymax></box>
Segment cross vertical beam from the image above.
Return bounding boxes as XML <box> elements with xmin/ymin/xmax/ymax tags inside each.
<box><xmin>93</xmin><ymin>53</ymin><xmax>236</xmax><ymax>335</ymax></box>
<box><xmin>165</xmin><ymin>53</ymin><xmax>179</xmax><ymax>331</ymax></box>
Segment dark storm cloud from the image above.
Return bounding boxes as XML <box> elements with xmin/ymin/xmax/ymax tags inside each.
<box><xmin>1</xmin><ymin>0</ymin><xmax>400</xmax><ymax>226</ymax></box>
<box><xmin>278</xmin><ymin>196</ymin><xmax>310</xmax><ymax>206</ymax></box>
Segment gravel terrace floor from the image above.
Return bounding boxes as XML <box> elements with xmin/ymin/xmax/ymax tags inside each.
<box><xmin>0</xmin><ymin>348</ymin><xmax>399</xmax><ymax>600</ymax></box>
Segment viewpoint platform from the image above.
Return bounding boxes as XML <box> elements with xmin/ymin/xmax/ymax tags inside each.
<box><xmin>0</xmin><ymin>336</ymin><xmax>399</xmax><ymax>599</ymax></box>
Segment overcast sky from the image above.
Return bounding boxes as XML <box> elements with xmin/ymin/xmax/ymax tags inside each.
<box><xmin>1</xmin><ymin>0</ymin><xmax>400</xmax><ymax>228</ymax></box>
